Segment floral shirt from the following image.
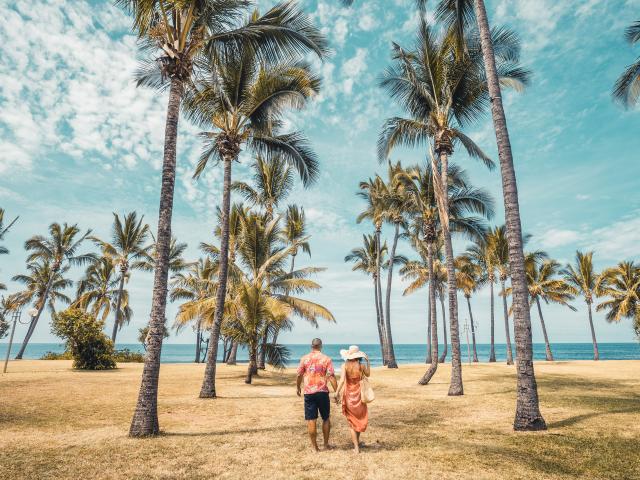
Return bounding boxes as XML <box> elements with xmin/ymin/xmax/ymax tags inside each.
<box><xmin>297</xmin><ymin>350</ymin><xmax>335</xmax><ymax>395</ymax></box>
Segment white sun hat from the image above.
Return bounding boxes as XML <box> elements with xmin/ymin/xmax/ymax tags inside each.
<box><xmin>340</xmin><ymin>345</ymin><xmax>367</xmax><ymax>360</ymax></box>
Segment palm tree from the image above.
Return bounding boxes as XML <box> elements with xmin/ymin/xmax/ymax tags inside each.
<box><xmin>281</xmin><ymin>205</ymin><xmax>311</xmax><ymax>273</ymax></box>
<box><xmin>0</xmin><ymin>208</ymin><xmax>19</xmax><ymax>291</ymax></box>
<box><xmin>184</xmin><ymin>43</ymin><xmax>324</xmax><ymax>399</ymax></box>
<box><xmin>595</xmin><ymin>261</ymin><xmax>640</xmax><ymax>331</ymax></box>
<box><xmin>118</xmin><ymin>0</ymin><xmax>329</xmax><ymax>436</ymax></box>
<box><xmin>455</xmin><ymin>254</ymin><xmax>483</xmax><ymax>362</ymax></box>
<box><xmin>137</xmin><ymin>234</ymin><xmax>189</xmax><ymax>275</ymax></box>
<box><xmin>92</xmin><ymin>212</ymin><xmax>149</xmax><ymax>343</ymax></box>
<box><xmin>562</xmin><ymin>251</ymin><xmax>600</xmax><ymax>361</ymax></box>
<box><xmin>232</xmin><ymin>156</ymin><xmax>294</xmax><ymax>220</ymax></box>
<box><xmin>357</xmin><ymin>176</ymin><xmax>396</xmax><ymax>367</ymax></box>
<box><xmin>74</xmin><ymin>256</ymin><xmax>132</xmax><ymax>326</ymax></box>
<box><xmin>378</xmin><ymin>18</ymin><xmax>524</xmax><ymax>394</ymax></box>
<box><xmin>171</xmin><ymin>258</ymin><xmax>217</xmax><ymax>363</ymax></box>
<box><xmin>14</xmin><ymin>223</ymin><xmax>92</xmax><ymax>359</ymax></box>
<box><xmin>523</xmin><ymin>255</ymin><xmax>576</xmax><ymax>362</ymax></box>
<box><xmin>612</xmin><ymin>20</ymin><xmax>640</xmax><ymax>107</ymax></box>
<box><xmin>13</xmin><ymin>262</ymin><xmax>72</xmax><ymax>346</ymax></box>
<box><xmin>397</xmin><ymin>163</ymin><xmax>493</xmax><ymax>383</ymax></box>
<box><xmin>465</xmin><ymin>236</ymin><xmax>496</xmax><ymax>361</ymax></box>
<box><xmin>489</xmin><ymin>226</ymin><xmax>515</xmax><ymax>365</ymax></box>
<box><xmin>345</xmin><ymin>234</ymin><xmax>389</xmax><ymax>354</ymax></box>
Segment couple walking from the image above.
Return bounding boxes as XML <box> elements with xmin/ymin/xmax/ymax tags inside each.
<box><xmin>296</xmin><ymin>338</ymin><xmax>371</xmax><ymax>453</ymax></box>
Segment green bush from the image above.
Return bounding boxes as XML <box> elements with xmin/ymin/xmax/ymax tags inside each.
<box><xmin>41</xmin><ymin>350</ymin><xmax>74</xmax><ymax>360</ymax></box>
<box><xmin>51</xmin><ymin>308</ymin><xmax>116</xmax><ymax>370</ymax></box>
<box><xmin>113</xmin><ymin>349</ymin><xmax>144</xmax><ymax>363</ymax></box>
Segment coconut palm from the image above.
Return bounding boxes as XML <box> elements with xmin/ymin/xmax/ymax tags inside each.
<box><xmin>523</xmin><ymin>255</ymin><xmax>576</xmax><ymax>362</ymax></box>
<box><xmin>137</xmin><ymin>234</ymin><xmax>189</xmax><ymax>275</ymax></box>
<box><xmin>562</xmin><ymin>251</ymin><xmax>600</xmax><ymax>361</ymax></box>
<box><xmin>397</xmin><ymin>163</ymin><xmax>493</xmax><ymax>384</ymax></box>
<box><xmin>357</xmin><ymin>176</ymin><xmax>396</xmax><ymax>367</ymax></box>
<box><xmin>281</xmin><ymin>205</ymin><xmax>311</xmax><ymax>273</ymax></box>
<box><xmin>0</xmin><ymin>207</ymin><xmax>19</xmax><ymax>258</ymax></box>
<box><xmin>185</xmin><ymin>43</ymin><xmax>324</xmax><ymax>399</ymax></box>
<box><xmin>74</xmin><ymin>256</ymin><xmax>133</xmax><ymax>326</ymax></box>
<box><xmin>0</xmin><ymin>293</ymin><xmax>24</xmax><ymax>339</ymax></box>
<box><xmin>171</xmin><ymin>258</ymin><xmax>217</xmax><ymax>363</ymax></box>
<box><xmin>595</xmin><ymin>261</ymin><xmax>640</xmax><ymax>334</ymax></box>
<box><xmin>612</xmin><ymin>20</ymin><xmax>640</xmax><ymax>107</ymax></box>
<box><xmin>455</xmin><ymin>254</ymin><xmax>483</xmax><ymax>362</ymax></box>
<box><xmin>345</xmin><ymin>234</ymin><xmax>388</xmax><ymax>353</ymax></box>
<box><xmin>232</xmin><ymin>156</ymin><xmax>294</xmax><ymax>220</ymax></box>
<box><xmin>117</xmin><ymin>0</ymin><xmax>329</xmax><ymax>436</ymax></box>
<box><xmin>92</xmin><ymin>212</ymin><xmax>149</xmax><ymax>343</ymax></box>
<box><xmin>378</xmin><ymin>17</ymin><xmax>525</xmax><ymax>393</ymax></box>
<box><xmin>14</xmin><ymin>223</ymin><xmax>92</xmax><ymax>359</ymax></box>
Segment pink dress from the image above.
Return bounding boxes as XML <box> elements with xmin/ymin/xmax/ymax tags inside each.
<box><xmin>341</xmin><ymin>364</ymin><xmax>368</xmax><ymax>432</ymax></box>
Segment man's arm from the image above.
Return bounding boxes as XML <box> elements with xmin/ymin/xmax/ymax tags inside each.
<box><xmin>328</xmin><ymin>374</ymin><xmax>338</xmax><ymax>392</ymax></box>
<box><xmin>296</xmin><ymin>374</ymin><xmax>304</xmax><ymax>397</ymax></box>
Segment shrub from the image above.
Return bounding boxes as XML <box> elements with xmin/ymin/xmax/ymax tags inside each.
<box><xmin>41</xmin><ymin>350</ymin><xmax>74</xmax><ymax>360</ymax></box>
<box><xmin>51</xmin><ymin>308</ymin><xmax>116</xmax><ymax>370</ymax></box>
<box><xmin>113</xmin><ymin>348</ymin><xmax>144</xmax><ymax>363</ymax></box>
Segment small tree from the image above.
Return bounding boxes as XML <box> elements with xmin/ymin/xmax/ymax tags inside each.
<box><xmin>51</xmin><ymin>308</ymin><xmax>115</xmax><ymax>370</ymax></box>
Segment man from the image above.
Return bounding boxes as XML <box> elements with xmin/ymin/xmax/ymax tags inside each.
<box><xmin>296</xmin><ymin>338</ymin><xmax>337</xmax><ymax>452</ymax></box>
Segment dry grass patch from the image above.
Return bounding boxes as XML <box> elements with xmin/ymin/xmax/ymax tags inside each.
<box><xmin>1</xmin><ymin>359</ymin><xmax>639</xmax><ymax>479</ymax></box>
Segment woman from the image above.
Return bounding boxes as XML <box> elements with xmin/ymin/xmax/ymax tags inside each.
<box><xmin>335</xmin><ymin>345</ymin><xmax>371</xmax><ymax>453</ymax></box>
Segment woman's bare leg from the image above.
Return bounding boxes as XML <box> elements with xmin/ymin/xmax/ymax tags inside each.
<box><xmin>349</xmin><ymin>428</ymin><xmax>360</xmax><ymax>453</ymax></box>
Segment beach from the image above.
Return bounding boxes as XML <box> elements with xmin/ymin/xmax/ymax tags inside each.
<box><xmin>1</xmin><ymin>360</ymin><xmax>638</xmax><ymax>479</ymax></box>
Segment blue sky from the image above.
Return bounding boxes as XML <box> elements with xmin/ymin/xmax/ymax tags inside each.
<box><xmin>0</xmin><ymin>0</ymin><xmax>639</xmax><ymax>347</ymax></box>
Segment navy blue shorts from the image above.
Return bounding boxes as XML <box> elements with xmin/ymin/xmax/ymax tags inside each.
<box><xmin>304</xmin><ymin>392</ymin><xmax>330</xmax><ymax>421</ymax></box>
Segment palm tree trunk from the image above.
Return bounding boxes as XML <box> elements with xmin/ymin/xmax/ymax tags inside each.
<box><xmin>15</xmin><ymin>266</ymin><xmax>57</xmax><ymax>359</ymax></box>
<box><xmin>439</xmin><ymin>295</ymin><xmax>448</xmax><ymax>363</ymax></box>
<box><xmin>419</xmin><ymin>241</ymin><xmax>439</xmax><ymax>384</ymax></box>
<box><xmin>437</xmin><ymin>150</ymin><xmax>463</xmax><ymax>395</ymax></box>
<box><xmin>587</xmin><ymin>302</ymin><xmax>600</xmax><ymax>360</ymax></box>
<box><xmin>374</xmin><ymin>227</ymin><xmax>389</xmax><ymax>366</ymax></box>
<box><xmin>195</xmin><ymin>318</ymin><xmax>202</xmax><ymax>363</ymax></box>
<box><xmin>473</xmin><ymin>0</ymin><xmax>546</xmax><ymax>431</ymax></box>
<box><xmin>467</xmin><ymin>296</ymin><xmax>479</xmax><ymax>362</ymax></box>
<box><xmin>535</xmin><ymin>297</ymin><xmax>553</xmax><ymax>361</ymax></box>
<box><xmin>425</xmin><ymin>295</ymin><xmax>432</xmax><ymax>364</ymax></box>
<box><xmin>383</xmin><ymin>223</ymin><xmax>399</xmax><ymax>369</ymax></box>
<box><xmin>489</xmin><ymin>277</ymin><xmax>496</xmax><ymax>362</ymax></box>
<box><xmin>501</xmin><ymin>279</ymin><xmax>514</xmax><ymax>365</ymax></box>
<box><xmin>257</xmin><ymin>331</ymin><xmax>267</xmax><ymax>370</ymax></box>
<box><xmin>245</xmin><ymin>345</ymin><xmax>257</xmax><ymax>384</ymax></box>
<box><xmin>226</xmin><ymin>341</ymin><xmax>238</xmax><ymax>365</ymax></box>
<box><xmin>200</xmin><ymin>155</ymin><xmax>234</xmax><ymax>398</ymax></box>
<box><xmin>111</xmin><ymin>271</ymin><xmax>127</xmax><ymax>343</ymax></box>
<box><xmin>290</xmin><ymin>253</ymin><xmax>296</xmax><ymax>273</ymax></box>
<box><xmin>129</xmin><ymin>78</ymin><xmax>183</xmax><ymax>437</ymax></box>
<box><xmin>373</xmin><ymin>276</ymin><xmax>386</xmax><ymax>363</ymax></box>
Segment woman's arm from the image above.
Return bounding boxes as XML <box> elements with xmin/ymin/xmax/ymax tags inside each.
<box><xmin>334</xmin><ymin>364</ymin><xmax>346</xmax><ymax>404</ymax></box>
<box><xmin>361</xmin><ymin>357</ymin><xmax>371</xmax><ymax>377</ymax></box>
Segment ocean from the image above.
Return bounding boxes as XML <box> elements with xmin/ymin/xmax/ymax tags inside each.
<box><xmin>1</xmin><ymin>342</ymin><xmax>639</xmax><ymax>366</ymax></box>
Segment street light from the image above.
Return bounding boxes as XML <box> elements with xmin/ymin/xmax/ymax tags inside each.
<box><xmin>3</xmin><ymin>308</ymin><xmax>23</xmax><ymax>374</ymax></box>
<box><xmin>462</xmin><ymin>318</ymin><xmax>471</xmax><ymax>365</ymax></box>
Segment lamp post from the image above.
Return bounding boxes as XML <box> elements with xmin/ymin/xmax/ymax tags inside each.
<box><xmin>3</xmin><ymin>307</ymin><xmax>37</xmax><ymax>373</ymax></box>
<box><xmin>463</xmin><ymin>318</ymin><xmax>471</xmax><ymax>365</ymax></box>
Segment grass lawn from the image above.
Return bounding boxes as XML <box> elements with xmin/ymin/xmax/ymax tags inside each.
<box><xmin>1</xmin><ymin>359</ymin><xmax>639</xmax><ymax>479</ymax></box>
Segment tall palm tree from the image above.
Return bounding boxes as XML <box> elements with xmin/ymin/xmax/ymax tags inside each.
<box><xmin>74</xmin><ymin>256</ymin><xmax>132</xmax><ymax>326</ymax></box>
<box><xmin>523</xmin><ymin>255</ymin><xmax>576</xmax><ymax>362</ymax></box>
<box><xmin>13</xmin><ymin>262</ymin><xmax>72</xmax><ymax>346</ymax></box>
<box><xmin>357</xmin><ymin>176</ymin><xmax>396</xmax><ymax>367</ymax></box>
<box><xmin>137</xmin><ymin>234</ymin><xmax>189</xmax><ymax>275</ymax></box>
<box><xmin>281</xmin><ymin>205</ymin><xmax>311</xmax><ymax>273</ymax></box>
<box><xmin>14</xmin><ymin>223</ymin><xmax>92</xmax><ymax>359</ymax></box>
<box><xmin>465</xmin><ymin>235</ymin><xmax>496</xmax><ymax>361</ymax></box>
<box><xmin>562</xmin><ymin>251</ymin><xmax>600</xmax><ymax>361</ymax></box>
<box><xmin>118</xmin><ymin>0</ymin><xmax>329</xmax><ymax>436</ymax></box>
<box><xmin>489</xmin><ymin>225</ymin><xmax>515</xmax><ymax>365</ymax></box>
<box><xmin>378</xmin><ymin>19</ymin><xmax>523</xmax><ymax>394</ymax></box>
<box><xmin>232</xmin><ymin>156</ymin><xmax>294</xmax><ymax>220</ymax></box>
<box><xmin>92</xmin><ymin>212</ymin><xmax>149</xmax><ymax>343</ymax></box>
<box><xmin>171</xmin><ymin>258</ymin><xmax>217</xmax><ymax>363</ymax></box>
<box><xmin>397</xmin><ymin>163</ymin><xmax>493</xmax><ymax>383</ymax></box>
<box><xmin>595</xmin><ymin>261</ymin><xmax>640</xmax><ymax>330</ymax></box>
<box><xmin>345</xmin><ymin>234</ymin><xmax>388</xmax><ymax>353</ymax></box>
<box><xmin>184</xmin><ymin>43</ymin><xmax>324</xmax><ymax>399</ymax></box>
<box><xmin>455</xmin><ymin>254</ymin><xmax>483</xmax><ymax>362</ymax></box>
<box><xmin>0</xmin><ymin>208</ymin><xmax>19</xmax><ymax>291</ymax></box>
<box><xmin>612</xmin><ymin>20</ymin><xmax>640</xmax><ymax>107</ymax></box>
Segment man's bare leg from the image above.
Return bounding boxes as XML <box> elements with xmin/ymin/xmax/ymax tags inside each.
<box><xmin>349</xmin><ymin>428</ymin><xmax>359</xmax><ymax>453</ymax></box>
<box><xmin>321</xmin><ymin>419</ymin><xmax>331</xmax><ymax>449</ymax></box>
<box><xmin>307</xmin><ymin>420</ymin><xmax>319</xmax><ymax>452</ymax></box>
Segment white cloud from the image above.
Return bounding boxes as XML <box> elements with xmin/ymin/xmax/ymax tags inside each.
<box><xmin>586</xmin><ymin>214</ymin><xmax>640</xmax><ymax>261</ymax></box>
<box><xmin>538</xmin><ymin>228</ymin><xmax>583</xmax><ymax>248</ymax></box>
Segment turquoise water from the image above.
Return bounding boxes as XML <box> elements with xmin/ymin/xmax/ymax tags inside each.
<box><xmin>1</xmin><ymin>342</ymin><xmax>638</xmax><ymax>366</ymax></box>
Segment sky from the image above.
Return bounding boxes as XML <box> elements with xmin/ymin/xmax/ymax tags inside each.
<box><xmin>0</xmin><ymin>0</ymin><xmax>639</xmax><ymax>348</ymax></box>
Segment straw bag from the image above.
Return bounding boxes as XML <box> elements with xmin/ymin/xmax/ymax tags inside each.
<box><xmin>360</xmin><ymin>373</ymin><xmax>375</xmax><ymax>404</ymax></box>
